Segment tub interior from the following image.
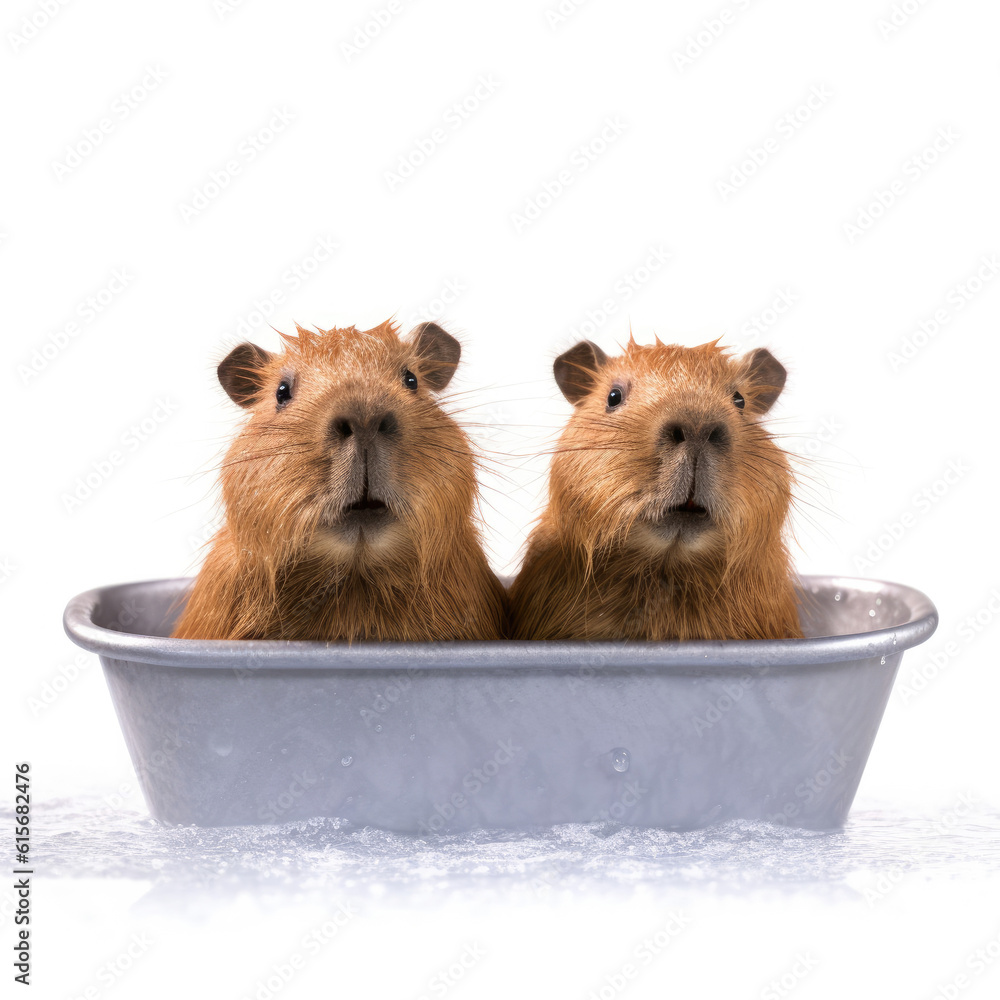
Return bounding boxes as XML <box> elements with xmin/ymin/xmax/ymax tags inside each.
<box><xmin>91</xmin><ymin>577</ymin><xmax>918</xmax><ymax>642</ymax></box>
<box><xmin>93</xmin><ymin>579</ymin><xmax>186</xmax><ymax>637</ymax></box>
<box><xmin>796</xmin><ymin>580</ymin><xmax>913</xmax><ymax>639</ymax></box>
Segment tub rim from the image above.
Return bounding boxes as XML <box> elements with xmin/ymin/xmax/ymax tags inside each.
<box><xmin>62</xmin><ymin>575</ymin><xmax>937</xmax><ymax>673</ymax></box>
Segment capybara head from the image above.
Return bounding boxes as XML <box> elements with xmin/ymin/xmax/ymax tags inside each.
<box><xmin>509</xmin><ymin>335</ymin><xmax>799</xmax><ymax>640</ymax></box>
<box><xmin>216</xmin><ymin>319</ymin><xmax>473</xmax><ymax>566</ymax></box>
<box><xmin>547</xmin><ymin>336</ymin><xmax>791</xmax><ymax>563</ymax></box>
<box><xmin>173</xmin><ymin>318</ymin><xmax>506</xmax><ymax>641</ymax></box>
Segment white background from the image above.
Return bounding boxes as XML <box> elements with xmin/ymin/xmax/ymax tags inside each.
<box><xmin>3</xmin><ymin>0</ymin><xmax>999</xmax><ymax>997</ymax></box>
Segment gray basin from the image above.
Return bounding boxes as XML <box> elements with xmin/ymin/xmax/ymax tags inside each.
<box><xmin>63</xmin><ymin>576</ymin><xmax>936</xmax><ymax>831</ymax></box>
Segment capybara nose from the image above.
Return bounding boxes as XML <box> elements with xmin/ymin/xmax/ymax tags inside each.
<box><xmin>660</xmin><ymin>420</ymin><xmax>729</xmax><ymax>451</ymax></box>
<box><xmin>331</xmin><ymin>411</ymin><xmax>398</xmax><ymax>445</ymax></box>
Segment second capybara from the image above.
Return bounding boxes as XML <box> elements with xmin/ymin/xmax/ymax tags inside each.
<box><xmin>172</xmin><ymin>320</ymin><xmax>506</xmax><ymax>641</ymax></box>
<box><xmin>509</xmin><ymin>336</ymin><xmax>801</xmax><ymax>641</ymax></box>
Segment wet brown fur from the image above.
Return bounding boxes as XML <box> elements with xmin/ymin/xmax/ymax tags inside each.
<box><xmin>173</xmin><ymin>320</ymin><xmax>506</xmax><ymax>641</ymax></box>
<box><xmin>509</xmin><ymin>338</ymin><xmax>801</xmax><ymax>640</ymax></box>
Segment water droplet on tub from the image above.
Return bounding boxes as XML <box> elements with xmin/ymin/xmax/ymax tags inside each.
<box><xmin>612</xmin><ymin>748</ymin><xmax>630</xmax><ymax>772</ymax></box>
<box><xmin>409</xmin><ymin>734</ymin><xmax>416</xmax><ymax>741</ymax></box>
<box><xmin>374</xmin><ymin>724</ymin><xmax>383</xmax><ymax>733</ymax></box>
<box><xmin>880</xmin><ymin>656</ymin><xmax>886</xmax><ymax>665</ymax></box>
<box><xmin>341</xmin><ymin>755</ymin><xmax>353</xmax><ymax>767</ymax></box>
<box><xmin>834</xmin><ymin>592</ymin><xmax>842</xmax><ymax>602</ymax></box>
<box><xmin>869</xmin><ymin>609</ymin><xmax>876</xmax><ymax>617</ymax></box>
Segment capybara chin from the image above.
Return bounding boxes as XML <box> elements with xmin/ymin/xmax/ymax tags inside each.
<box><xmin>172</xmin><ymin>320</ymin><xmax>506</xmax><ymax>641</ymax></box>
<box><xmin>509</xmin><ymin>336</ymin><xmax>801</xmax><ymax>641</ymax></box>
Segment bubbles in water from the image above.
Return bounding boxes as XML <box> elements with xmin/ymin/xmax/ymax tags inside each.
<box><xmin>341</xmin><ymin>755</ymin><xmax>353</xmax><ymax>767</ymax></box>
<box><xmin>868</xmin><ymin>609</ymin><xmax>876</xmax><ymax>617</ymax></box>
<box><xmin>612</xmin><ymin>748</ymin><xmax>630</xmax><ymax>773</ymax></box>
<box><xmin>834</xmin><ymin>592</ymin><xmax>842</xmax><ymax>602</ymax></box>
<box><xmin>374</xmin><ymin>724</ymin><xmax>383</xmax><ymax>734</ymax></box>
<box><xmin>409</xmin><ymin>734</ymin><xmax>416</xmax><ymax>741</ymax></box>
<box><xmin>880</xmin><ymin>656</ymin><xmax>886</xmax><ymax>665</ymax></box>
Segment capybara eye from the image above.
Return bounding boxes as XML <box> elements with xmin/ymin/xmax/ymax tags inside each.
<box><xmin>732</xmin><ymin>391</ymin><xmax>745</xmax><ymax>409</ymax></box>
<box><xmin>276</xmin><ymin>381</ymin><xmax>293</xmax><ymax>406</ymax></box>
<box><xmin>403</xmin><ymin>369</ymin><xmax>418</xmax><ymax>391</ymax></box>
<box><xmin>607</xmin><ymin>386</ymin><xmax>624</xmax><ymax>408</ymax></box>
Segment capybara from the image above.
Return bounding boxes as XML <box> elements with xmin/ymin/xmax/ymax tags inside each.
<box><xmin>173</xmin><ymin>320</ymin><xmax>506</xmax><ymax>641</ymax></box>
<box><xmin>509</xmin><ymin>336</ymin><xmax>800</xmax><ymax>640</ymax></box>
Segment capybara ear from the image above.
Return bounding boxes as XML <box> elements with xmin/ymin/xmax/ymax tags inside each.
<box><xmin>553</xmin><ymin>340</ymin><xmax>609</xmax><ymax>405</ymax></box>
<box><xmin>740</xmin><ymin>348</ymin><xmax>787</xmax><ymax>414</ymax></box>
<box><xmin>218</xmin><ymin>342</ymin><xmax>275</xmax><ymax>408</ymax></box>
<box><xmin>407</xmin><ymin>322</ymin><xmax>461</xmax><ymax>392</ymax></box>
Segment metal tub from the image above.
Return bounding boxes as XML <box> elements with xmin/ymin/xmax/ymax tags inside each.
<box><xmin>63</xmin><ymin>576</ymin><xmax>936</xmax><ymax>831</ymax></box>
